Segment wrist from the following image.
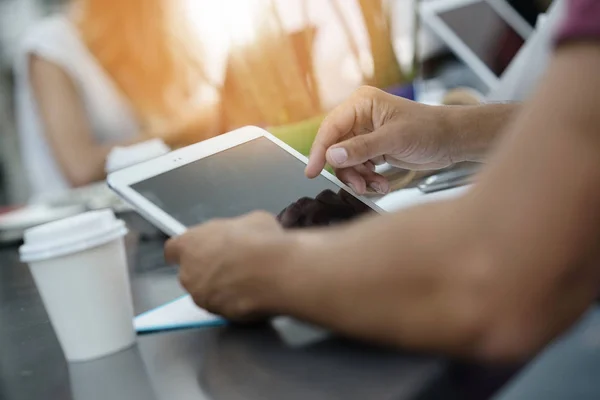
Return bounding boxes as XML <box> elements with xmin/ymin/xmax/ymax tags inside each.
<box><xmin>443</xmin><ymin>103</ymin><xmax>520</xmax><ymax>163</ymax></box>
<box><xmin>441</xmin><ymin>106</ymin><xmax>476</xmax><ymax>164</ymax></box>
<box><xmin>267</xmin><ymin>230</ymin><xmax>331</xmax><ymax>316</ymax></box>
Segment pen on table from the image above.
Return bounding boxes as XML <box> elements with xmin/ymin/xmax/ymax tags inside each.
<box><xmin>418</xmin><ymin>166</ymin><xmax>480</xmax><ymax>194</ymax></box>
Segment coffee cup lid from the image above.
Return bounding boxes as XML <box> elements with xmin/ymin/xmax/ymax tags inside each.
<box><xmin>20</xmin><ymin>209</ymin><xmax>128</xmax><ymax>263</ymax></box>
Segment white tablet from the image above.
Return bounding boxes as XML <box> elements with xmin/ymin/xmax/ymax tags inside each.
<box><xmin>421</xmin><ymin>0</ymin><xmax>533</xmax><ymax>92</ymax></box>
<box><xmin>108</xmin><ymin>126</ymin><xmax>385</xmax><ymax>236</ymax></box>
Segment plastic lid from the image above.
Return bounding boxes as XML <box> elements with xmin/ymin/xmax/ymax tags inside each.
<box><xmin>20</xmin><ymin>209</ymin><xmax>128</xmax><ymax>263</ymax></box>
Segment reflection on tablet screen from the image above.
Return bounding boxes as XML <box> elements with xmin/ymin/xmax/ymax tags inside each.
<box><xmin>131</xmin><ymin>137</ymin><xmax>377</xmax><ymax>229</ymax></box>
<box><xmin>277</xmin><ymin>189</ymin><xmax>372</xmax><ymax>228</ymax></box>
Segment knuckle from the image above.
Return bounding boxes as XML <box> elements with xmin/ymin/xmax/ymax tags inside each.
<box><xmin>165</xmin><ymin>238</ymin><xmax>183</xmax><ymax>263</ymax></box>
<box><xmin>164</xmin><ymin>240</ymin><xmax>175</xmax><ymax>257</ymax></box>
<box><xmin>202</xmin><ymin>219</ymin><xmax>223</xmax><ymax>231</ymax></box>
<box><xmin>335</xmin><ymin>167</ymin><xmax>350</xmax><ymax>180</ymax></box>
<box><xmin>190</xmin><ymin>293</ymin><xmax>207</xmax><ymax>310</ymax></box>
<box><xmin>249</xmin><ymin>210</ymin><xmax>268</xmax><ymax>218</ymax></box>
<box><xmin>355</xmin><ymin>85</ymin><xmax>379</xmax><ymax>99</ymax></box>
<box><xmin>227</xmin><ymin>298</ymin><xmax>257</xmax><ymax>320</ymax></box>
<box><xmin>177</xmin><ymin>232</ymin><xmax>195</xmax><ymax>248</ymax></box>
<box><xmin>203</xmin><ymin>291</ymin><xmax>222</xmax><ymax>314</ymax></box>
<box><xmin>178</xmin><ymin>269</ymin><xmax>191</xmax><ymax>289</ymax></box>
<box><xmin>337</xmin><ymin>167</ymin><xmax>359</xmax><ymax>183</ymax></box>
<box><xmin>248</xmin><ymin>210</ymin><xmax>272</xmax><ymax>222</ymax></box>
<box><xmin>257</xmin><ymin>210</ymin><xmax>273</xmax><ymax>220</ymax></box>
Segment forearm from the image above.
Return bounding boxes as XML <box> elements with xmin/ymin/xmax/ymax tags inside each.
<box><xmin>31</xmin><ymin>55</ymin><xmax>150</xmax><ymax>188</ymax></box>
<box><xmin>459</xmin><ymin>42</ymin><xmax>600</xmax><ymax>355</ymax></box>
<box><xmin>279</xmin><ymin>201</ymin><xmax>487</xmax><ymax>358</ymax></box>
<box><xmin>57</xmin><ymin>136</ymin><xmax>145</xmax><ymax>187</ymax></box>
<box><xmin>275</xmin><ymin>43</ymin><xmax>600</xmax><ymax>361</ymax></box>
<box><xmin>445</xmin><ymin>103</ymin><xmax>521</xmax><ymax>163</ymax></box>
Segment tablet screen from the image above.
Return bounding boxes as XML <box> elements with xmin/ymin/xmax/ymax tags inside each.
<box><xmin>439</xmin><ymin>0</ymin><xmax>525</xmax><ymax>77</ymax></box>
<box><xmin>131</xmin><ymin>137</ymin><xmax>376</xmax><ymax>229</ymax></box>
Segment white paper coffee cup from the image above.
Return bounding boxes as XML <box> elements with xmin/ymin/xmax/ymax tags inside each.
<box><xmin>20</xmin><ymin>210</ymin><xmax>136</xmax><ymax>362</ymax></box>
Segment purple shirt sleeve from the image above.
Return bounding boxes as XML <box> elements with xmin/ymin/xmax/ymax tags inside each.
<box><xmin>557</xmin><ymin>0</ymin><xmax>600</xmax><ymax>43</ymax></box>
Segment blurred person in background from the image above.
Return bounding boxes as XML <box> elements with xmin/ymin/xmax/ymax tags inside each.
<box><xmin>14</xmin><ymin>0</ymin><xmax>220</xmax><ymax>199</ymax></box>
<box><xmin>166</xmin><ymin>0</ymin><xmax>600</xmax><ymax>362</ymax></box>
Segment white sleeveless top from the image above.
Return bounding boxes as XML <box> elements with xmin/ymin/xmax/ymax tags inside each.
<box><xmin>14</xmin><ymin>15</ymin><xmax>140</xmax><ymax>200</ymax></box>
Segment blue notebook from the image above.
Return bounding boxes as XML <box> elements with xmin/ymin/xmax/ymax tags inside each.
<box><xmin>134</xmin><ymin>295</ymin><xmax>226</xmax><ymax>333</ymax></box>
<box><xmin>133</xmin><ymin>294</ymin><xmax>330</xmax><ymax>347</ymax></box>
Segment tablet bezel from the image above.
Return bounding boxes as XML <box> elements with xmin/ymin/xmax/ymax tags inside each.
<box><xmin>108</xmin><ymin>126</ymin><xmax>386</xmax><ymax>236</ymax></box>
<box><xmin>420</xmin><ymin>0</ymin><xmax>534</xmax><ymax>92</ymax></box>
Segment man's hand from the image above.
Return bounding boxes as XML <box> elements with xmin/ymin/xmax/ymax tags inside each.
<box><xmin>164</xmin><ymin>212</ymin><xmax>293</xmax><ymax>320</ymax></box>
<box><xmin>305</xmin><ymin>86</ymin><xmax>459</xmax><ymax>194</ymax></box>
<box><xmin>305</xmin><ymin>86</ymin><xmax>518</xmax><ymax>195</ymax></box>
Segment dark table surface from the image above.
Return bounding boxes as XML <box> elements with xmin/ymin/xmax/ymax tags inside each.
<box><xmin>2</xmin><ymin>213</ymin><xmax>598</xmax><ymax>400</ymax></box>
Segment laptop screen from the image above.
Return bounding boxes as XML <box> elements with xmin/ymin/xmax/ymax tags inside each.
<box><xmin>439</xmin><ymin>0</ymin><xmax>526</xmax><ymax>77</ymax></box>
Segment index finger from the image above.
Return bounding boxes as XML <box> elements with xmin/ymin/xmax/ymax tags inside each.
<box><xmin>305</xmin><ymin>101</ymin><xmax>357</xmax><ymax>179</ymax></box>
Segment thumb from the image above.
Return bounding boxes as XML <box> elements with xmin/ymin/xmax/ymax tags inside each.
<box><xmin>326</xmin><ymin>130</ymin><xmax>393</xmax><ymax>168</ymax></box>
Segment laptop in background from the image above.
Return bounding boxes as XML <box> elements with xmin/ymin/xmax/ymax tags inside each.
<box><xmin>421</xmin><ymin>0</ymin><xmax>533</xmax><ymax>94</ymax></box>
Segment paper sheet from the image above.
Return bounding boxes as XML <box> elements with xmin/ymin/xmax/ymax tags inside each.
<box><xmin>134</xmin><ymin>295</ymin><xmax>226</xmax><ymax>333</ymax></box>
<box><xmin>133</xmin><ymin>295</ymin><xmax>330</xmax><ymax>349</ymax></box>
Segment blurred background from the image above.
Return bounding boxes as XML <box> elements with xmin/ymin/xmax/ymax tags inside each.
<box><xmin>0</xmin><ymin>0</ymin><xmax>552</xmax><ymax>209</ymax></box>
<box><xmin>1</xmin><ymin>0</ymin><xmax>65</xmax><ymax>205</ymax></box>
